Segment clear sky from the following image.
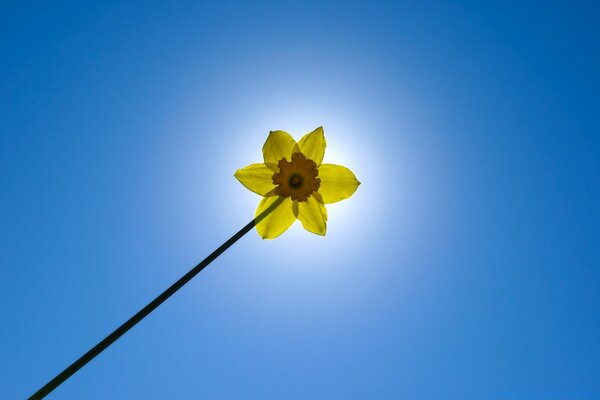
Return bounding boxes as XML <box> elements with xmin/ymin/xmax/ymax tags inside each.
<box><xmin>1</xmin><ymin>1</ymin><xmax>599</xmax><ymax>399</ymax></box>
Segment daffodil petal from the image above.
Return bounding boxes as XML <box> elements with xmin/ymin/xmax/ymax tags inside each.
<box><xmin>312</xmin><ymin>192</ymin><xmax>328</xmax><ymax>221</ymax></box>
<box><xmin>317</xmin><ymin>164</ymin><xmax>360</xmax><ymax>204</ymax></box>
<box><xmin>263</xmin><ymin>130</ymin><xmax>297</xmax><ymax>168</ymax></box>
<box><xmin>255</xmin><ymin>196</ymin><xmax>295</xmax><ymax>239</ymax></box>
<box><xmin>297</xmin><ymin>126</ymin><xmax>326</xmax><ymax>165</ymax></box>
<box><xmin>234</xmin><ymin>163</ymin><xmax>276</xmax><ymax>196</ymax></box>
<box><xmin>297</xmin><ymin>195</ymin><xmax>327</xmax><ymax>235</ymax></box>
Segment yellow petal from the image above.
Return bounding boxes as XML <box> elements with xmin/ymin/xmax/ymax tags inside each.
<box><xmin>317</xmin><ymin>164</ymin><xmax>360</xmax><ymax>204</ymax></box>
<box><xmin>312</xmin><ymin>192</ymin><xmax>328</xmax><ymax>221</ymax></box>
<box><xmin>234</xmin><ymin>163</ymin><xmax>276</xmax><ymax>196</ymax></box>
<box><xmin>297</xmin><ymin>195</ymin><xmax>327</xmax><ymax>236</ymax></box>
<box><xmin>255</xmin><ymin>196</ymin><xmax>295</xmax><ymax>239</ymax></box>
<box><xmin>263</xmin><ymin>130</ymin><xmax>297</xmax><ymax>168</ymax></box>
<box><xmin>297</xmin><ymin>126</ymin><xmax>326</xmax><ymax>165</ymax></box>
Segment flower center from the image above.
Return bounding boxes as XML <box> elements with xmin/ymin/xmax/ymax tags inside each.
<box><xmin>288</xmin><ymin>174</ymin><xmax>303</xmax><ymax>188</ymax></box>
<box><xmin>272</xmin><ymin>152</ymin><xmax>320</xmax><ymax>202</ymax></box>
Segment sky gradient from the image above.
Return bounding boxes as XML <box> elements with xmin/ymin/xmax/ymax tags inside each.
<box><xmin>1</xmin><ymin>1</ymin><xmax>599</xmax><ymax>399</ymax></box>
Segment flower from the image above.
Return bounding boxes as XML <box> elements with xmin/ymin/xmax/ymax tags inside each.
<box><xmin>234</xmin><ymin>127</ymin><xmax>360</xmax><ymax>239</ymax></box>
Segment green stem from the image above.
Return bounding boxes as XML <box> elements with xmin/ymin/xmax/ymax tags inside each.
<box><xmin>29</xmin><ymin>196</ymin><xmax>284</xmax><ymax>399</ymax></box>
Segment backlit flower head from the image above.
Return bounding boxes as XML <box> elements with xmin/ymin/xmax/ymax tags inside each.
<box><xmin>235</xmin><ymin>127</ymin><xmax>360</xmax><ymax>239</ymax></box>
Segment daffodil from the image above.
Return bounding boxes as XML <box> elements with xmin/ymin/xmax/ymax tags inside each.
<box><xmin>235</xmin><ymin>127</ymin><xmax>360</xmax><ymax>239</ymax></box>
<box><xmin>30</xmin><ymin>127</ymin><xmax>360</xmax><ymax>398</ymax></box>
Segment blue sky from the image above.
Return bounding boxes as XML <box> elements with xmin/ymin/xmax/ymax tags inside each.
<box><xmin>1</xmin><ymin>1</ymin><xmax>599</xmax><ymax>399</ymax></box>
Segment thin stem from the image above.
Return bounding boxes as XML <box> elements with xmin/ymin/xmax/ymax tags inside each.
<box><xmin>29</xmin><ymin>197</ymin><xmax>283</xmax><ymax>400</ymax></box>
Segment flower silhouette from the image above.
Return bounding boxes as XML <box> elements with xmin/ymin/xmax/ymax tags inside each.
<box><xmin>235</xmin><ymin>127</ymin><xmax>360</xmax><ymax>238</ymax></box>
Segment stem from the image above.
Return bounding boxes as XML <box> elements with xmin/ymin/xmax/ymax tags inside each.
<box><xmin>29</xmin><ymin>197</ymin><xmax>283</xmax><ymax>400</ymax></box>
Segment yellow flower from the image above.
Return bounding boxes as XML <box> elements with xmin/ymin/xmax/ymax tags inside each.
<box><xmin>234</xmin><ymin>127</ymin><xmax>360</xmax><ymax>239</ymax></box>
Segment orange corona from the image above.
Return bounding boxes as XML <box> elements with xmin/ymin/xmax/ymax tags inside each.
<box><xmin>272</xmin><ymin>152</ymin><xmax>321</xmax><ymax>202</ymax></box>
